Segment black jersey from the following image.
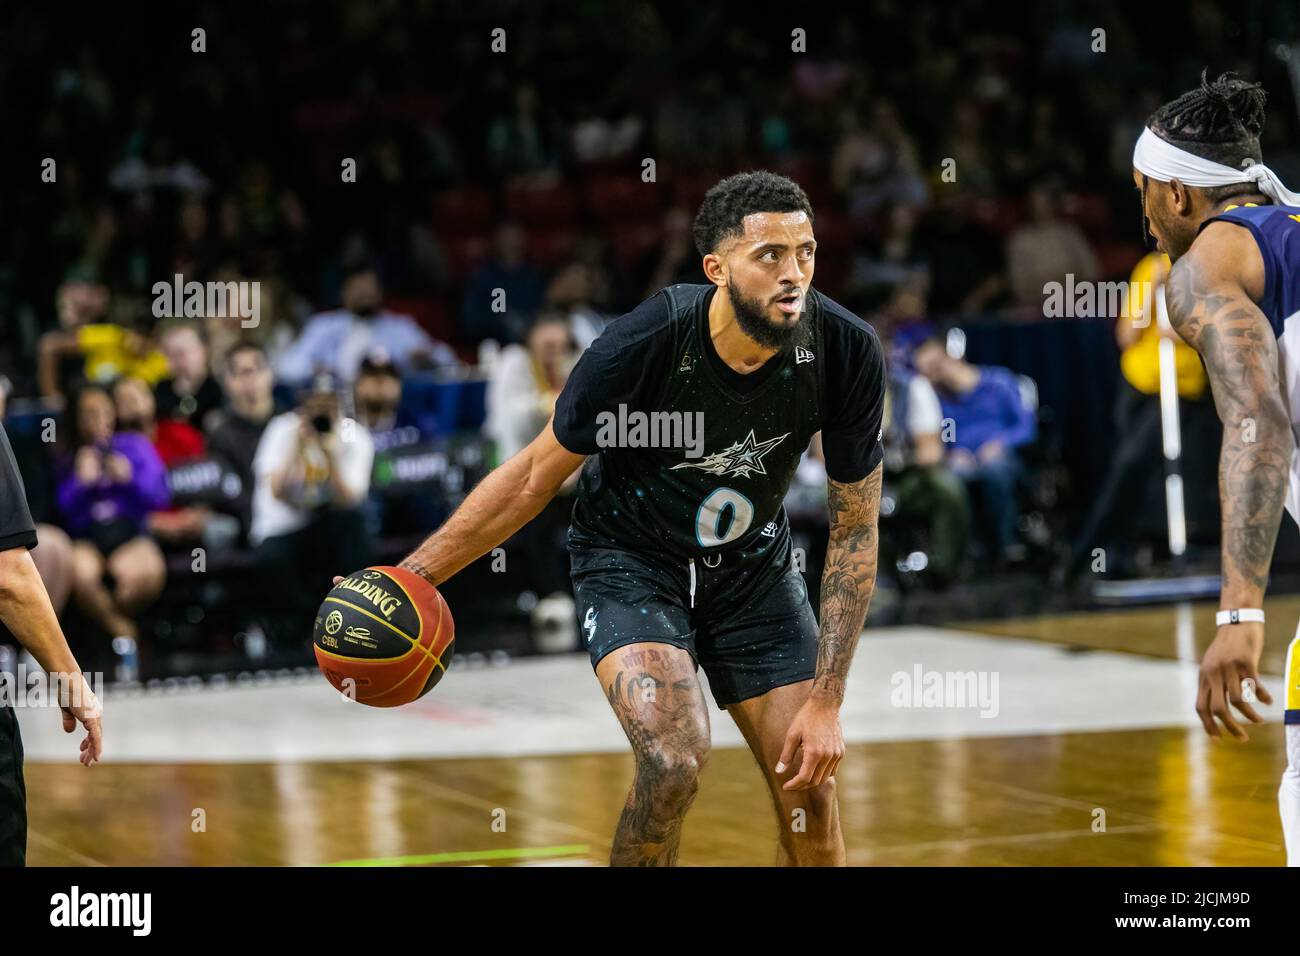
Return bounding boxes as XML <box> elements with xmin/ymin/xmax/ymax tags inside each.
<box><xmin>0</xmin><ymin>423</ymin><xmax>37</xmax><ymax>552</ymax></box>
<box><xmin>554</xmin><ymin>283</ymin><xmax>884</xmax><ymax>558</ymax></box>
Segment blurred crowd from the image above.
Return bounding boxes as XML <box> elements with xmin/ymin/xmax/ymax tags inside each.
<box><xmin>0</xmin><ymin>1</ymin><xmax>1294</xmax><ymax>666</ymax></box>
<box><xmin>6</xmin><ymin>266</ymin><xmax>478</xmax><ymax>661</ymax></box>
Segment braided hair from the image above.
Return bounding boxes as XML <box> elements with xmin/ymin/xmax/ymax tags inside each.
<box><xmin>1148</xmin><ymin>70</ymin><xmax>1268</xmax><ymax>203</ymax></box>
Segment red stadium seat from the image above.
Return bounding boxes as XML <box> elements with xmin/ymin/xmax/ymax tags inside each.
<box><xmin>808</xmin><ymin>209</ymin><xmax>851</xmax><ymax>290</ymax></box>
<box><xmin>811</xmin><ymin>208</ymin><xmax>851</xmax><ymax>247</ymax></box>
<box><xmin>971</xmin><ymin>196</ymin><xmax>1027</xmax><ymax>235</ymax></box>
<box><xmin>441</xmin><ymin>232</ymin><xmax>492</xmax><ymax>281</ymax></box>
<box><xmin>1062</xmin><ymin>192</ymin><xmax>1114</xmax><ymax>240</ymax></box>
<box><xmin>584</xmin><ymin>174</ymin><xmax>663</xmax><ymax>223</ymax></box>
<box><xmin>672</xmin><ymin>169</ymin><xmax>722</xmax><ymax>208</ymax></box>
<box><xmin>776</xmin><ymin>158</ymin><xmax>832</xmax><ymax>209</ymax></box>
<box><xmin>1095</xmin><ymin>241</ymin><xmax>1147</xmax><ymax>281</ymax></box>
<box><xmin>434</xmin><ymin>187</ymin><xmax>495</xmax><ymax>232</ymax></box>
<box><xmin>505</xmin><ymin>181</ymin><xmax>580</xmax><ymax>227</ymax></box>
<box><xmin>608</xmin><ymin>221</ymin><xmax>663</xmax><ymax>270</ymax></box>
<box><xmin>526</xmin><ymin>227</ymin><xmax>578</xmax><ymax>268</ymax></box>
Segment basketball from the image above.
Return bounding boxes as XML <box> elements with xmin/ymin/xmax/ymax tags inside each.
<box><xmin>312</xmin><ymin>566</ymin><xmax>455</xmax><ymax>707</ymax></box>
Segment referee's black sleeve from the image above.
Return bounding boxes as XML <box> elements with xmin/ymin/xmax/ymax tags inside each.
<box><xmin>0</xmin><ymin>423</ymin><xmax>38</xmax><ymax>552</ymax></box>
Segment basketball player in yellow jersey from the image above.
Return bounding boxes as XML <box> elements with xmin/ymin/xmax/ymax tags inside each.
<box><xmin>1133</xmin><ymin>72</ymin><xmax>1299</xmax><ymax>865</ymax></box>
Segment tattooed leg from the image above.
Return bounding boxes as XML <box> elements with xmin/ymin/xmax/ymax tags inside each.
<box><xmin>596</xmin><ymin>642</ymin><xmax>711</xmax><ymax>866</ymax></box>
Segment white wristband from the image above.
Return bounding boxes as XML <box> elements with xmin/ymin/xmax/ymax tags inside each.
<box><xmin>1215</xmin><ymin>609</ymin><xmax>1265</xmax><ymax>626</ymax></box>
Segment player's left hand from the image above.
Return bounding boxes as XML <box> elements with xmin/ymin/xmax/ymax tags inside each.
<box><xmin>1197</xmin><ymin>621</ymin><xmax>1273</xmax><ymax>741</ymax></box>
<box><xmin>776</xmin><ymin>697</ymin><xmax>844</xmax><ymax>790</ymax></box>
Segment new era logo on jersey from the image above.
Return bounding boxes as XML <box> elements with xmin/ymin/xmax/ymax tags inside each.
<box><xmin>670</xmin><ymin>428</ymin><xmax>790</xmax><ymax>479</ymax></box>
<box><xmin>761</xmin><ymin>521</ymin><xmax>778</xmax><ymax>537</ymax></box>
<box><xmin>795</xmin><ymin>346</ymin><xmax>815</xmax><ymax>364</ymax></box>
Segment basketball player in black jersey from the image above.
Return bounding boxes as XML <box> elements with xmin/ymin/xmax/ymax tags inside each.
<box><xmin>398</xmin><ymin>172</ymin><xmax>885</xmax><ymax>865</ymax></box>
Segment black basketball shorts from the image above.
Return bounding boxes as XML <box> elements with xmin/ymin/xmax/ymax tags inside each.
<box><xmin>570</xmin><ymin>527</ymin><xmax>818</xmax><ymax>708</ymax></box>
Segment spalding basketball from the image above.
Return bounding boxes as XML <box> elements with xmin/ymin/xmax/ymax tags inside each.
<box><xmin>313</xmin><ymin>566</ymin><xmax>455</xmax><ymax>707</ymax></box>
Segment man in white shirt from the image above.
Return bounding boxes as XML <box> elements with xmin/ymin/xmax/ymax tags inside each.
<box><xmin>882</xmin><ymin>361</ymin><xmax>970</xmax><ymax>585</ymax></box>
<box><xmin>250</xmin><ymin>373</ymin><xmax>375</xmax><ymax>645</ymax></box>
<box><xmin>275</xmin><ymin>267</ymin><xmax>458</xmax><ymax>386</ymax></box>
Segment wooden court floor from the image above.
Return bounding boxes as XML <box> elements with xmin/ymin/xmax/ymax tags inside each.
<box><xmin>25</xmin><ymin>725</ymin><xmax>1287</xmax><ymax>866</ymax></box>
<box><xmin>23</xmin><ymin>597</ymin><xmax>1297</xmax><ymax>866</ymax></box>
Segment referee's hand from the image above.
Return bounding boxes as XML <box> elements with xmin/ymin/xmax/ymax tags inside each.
<box><xmin>60</xmin><ymin>685</ymin><xmax>103</xmax><ymax>767</ymax></box>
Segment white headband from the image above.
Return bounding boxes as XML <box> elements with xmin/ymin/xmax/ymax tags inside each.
<box><xmin>1133</xmin><ymin>126</ymin><xmax>1300</xmax><ymax>207</ymax></box>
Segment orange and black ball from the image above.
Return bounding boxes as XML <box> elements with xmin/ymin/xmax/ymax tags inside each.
<box><xmin>313</xmin><ymin>566</ymin><xmax>455</xmax><ymax>707</ymax></box>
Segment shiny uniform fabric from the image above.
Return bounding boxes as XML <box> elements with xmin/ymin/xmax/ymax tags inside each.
<box><xmin>555</xmin><ymin>284</ymin><xmax>885</xmax><ymax>707</ymax></box>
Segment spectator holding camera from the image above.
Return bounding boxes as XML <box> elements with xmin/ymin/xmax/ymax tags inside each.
<box><xmin>56</xmin><ymin>384</ymin><xmax>169</xmax><ymax>642</ymax></box>
<box><xmin>249</xmin><ymin>373</ymin><xmax>373</xmax><ymax>642</ymax></box>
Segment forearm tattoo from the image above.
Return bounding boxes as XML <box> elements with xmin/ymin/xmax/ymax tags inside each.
<box><xmin>815</xmin><ymin>465</ymin><xmax>882</xmax><ymax>702</ymax></box>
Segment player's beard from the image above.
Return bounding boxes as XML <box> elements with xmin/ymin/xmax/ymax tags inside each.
<box><xmin>727</xmin><ymin>282</ymin><xmax>802</xmax><ymax>351</ymax></box>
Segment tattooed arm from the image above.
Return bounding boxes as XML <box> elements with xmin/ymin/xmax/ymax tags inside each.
<box><xmin>398</xmin><ymin>416</ymin><xmax>586</xmax><ymax>586</ymax></box>
<box><xmin>1166</xmin><ymin>221</ymin><xmax>1285</xmax><ymax>739</ymax></box>
<box><xmin>778</xmin><ymin>461</ymin><xmax>882</xmax><ymax>790</ymax></box>
<box><xmin>814</xmin><ymin>463</ymin><xmax>884</xmax><ymax>702</ymax></box>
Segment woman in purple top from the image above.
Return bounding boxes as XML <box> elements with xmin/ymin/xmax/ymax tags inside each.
<box><xmin>57</xmin><ymin>385</ymin><xmax>169</xmax><ymax>643</ymax></box>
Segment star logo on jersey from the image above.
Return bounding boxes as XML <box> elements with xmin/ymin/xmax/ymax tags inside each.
<box><xmin>670</xmin><ymin>429</ymin><xmax>790</xmax><ymax>478</ymax></box>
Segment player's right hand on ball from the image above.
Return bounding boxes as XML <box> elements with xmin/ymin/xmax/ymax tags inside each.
<box><xmin>1197</xmin><ymin>621</ymin><xmax>1272</xmax><ymax>741</ymax></box>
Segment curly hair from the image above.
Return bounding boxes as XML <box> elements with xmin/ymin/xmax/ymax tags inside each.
<box><xmin>691</xmin><ymin>171</ymin><xmax>814</xmax><ymax>257</ymax></box>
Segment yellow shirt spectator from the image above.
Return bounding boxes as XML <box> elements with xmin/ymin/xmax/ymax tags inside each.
<box><xmin>75</xmin><ymin>324</ymin><xmax>170</xmax><ymax>386</ymax></box>
<box><xmin>1118</xmin><ymin>252</ymin><xmax>1206</xmax><ymax>399</ymax></box>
